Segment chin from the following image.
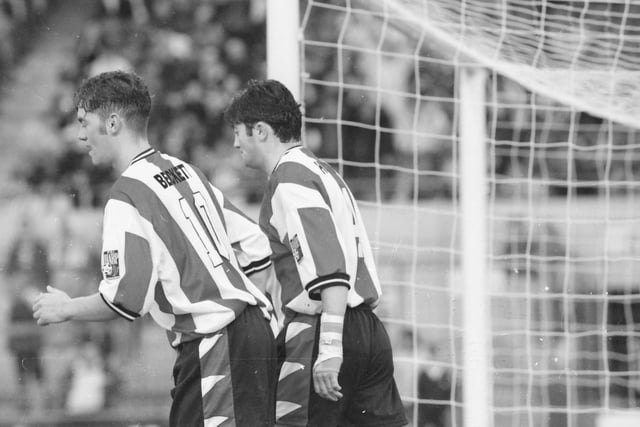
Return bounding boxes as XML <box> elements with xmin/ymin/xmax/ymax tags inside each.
<box><xmin>88</xmin><ymin>154</ymin><xmax>104</xmax><ymax>166</ymax></box>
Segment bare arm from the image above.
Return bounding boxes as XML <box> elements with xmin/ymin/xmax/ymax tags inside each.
<box><xmin>33</xmin><ymin>286</ymin><xmax>119</xmax><ymax>326</ymax></box>
<box><xmin>320</xmin><ymin>285</ymin><xmax>348</xmax><ymax>317</ymax></box>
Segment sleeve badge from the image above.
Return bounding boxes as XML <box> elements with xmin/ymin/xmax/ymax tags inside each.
<box><xmin>290</xmin><ymin>234</ymin><xmax>303</xmax><ymax>263</ymax></box>
<box><xmin>102</xmin><ymin>250</ymin><xmax>120</xmax><ymax>279</ymax></box>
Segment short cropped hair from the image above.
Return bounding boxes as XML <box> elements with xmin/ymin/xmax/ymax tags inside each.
<box><xmin>224</xmin><ymin>79</ymin><xmax>302</xmax><ymax>142</ymax></box>
<box><xmin>74</xmin><ymin>70</ymin><xmax>151</xmax><ymax>133</ymax></box>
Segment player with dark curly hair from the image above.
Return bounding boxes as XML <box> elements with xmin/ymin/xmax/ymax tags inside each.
<box><xmin>225</xmin><ymin>79</ymin><xmax>408</xmax><ymax>427</ymax></box>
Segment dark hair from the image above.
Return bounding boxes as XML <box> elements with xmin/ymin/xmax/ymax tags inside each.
<box><xmin>74</xmin><ymin>70</ymin><xmax>152</xmax><ymax>133</ymax></box>
<box><xmin>224</xmin><ymin>79</ymin><xmax>302</xmax><ymax>142</ymax></box>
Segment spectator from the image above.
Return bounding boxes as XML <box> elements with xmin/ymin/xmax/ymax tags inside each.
<box><xmin>417</xmin><ymin>344</ymin><xmax>452</xmax><ymax>427</ymax></box>
<box><xmin>63</xmin><ymin>332</ymin><xmax>108</xmax><ymax>415</ymax></box>
<box><xmin>5</xmin><ymin>214</ymin><xmax>50</xmax><ymax>414</ymax></box>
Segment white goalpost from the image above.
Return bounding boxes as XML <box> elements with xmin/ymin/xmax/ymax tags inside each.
<box><xmin>459</xmin><ymin>66</ymin><xmax>491</xmax><ymax>427</ymax></box>
<box><xmin>268</xmin><ymin>1</ymin><xmax>640</xmax><ymax>427</ymax></box>
<box><xmin>266</xmin><ymin>0</ymin><xmax>300</xmax><ymax>99</ymax></box>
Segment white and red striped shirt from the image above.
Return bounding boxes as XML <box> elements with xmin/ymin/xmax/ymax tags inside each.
<box><xmin>98</xmin><ymin>148</ymin><xmax>273</xmax><ymax>347</ymax></box>
<box><xmin>259</xmin><ymin>146</ymin><xmax>382</xmax><ymax>316</ymax></box>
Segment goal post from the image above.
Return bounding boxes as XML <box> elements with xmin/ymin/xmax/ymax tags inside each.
<box><xmin>268</xmin><ymin>1</ymin><xmax>640</xmax><ymax>427</ymax></box>
<box><xmin>266</xmin><ymin>0</ymin><xmax>300</xmax><ymax>99</ymax></box>
<box><xmin>459</xmin><ymin>66</ymin><xmax>491</xmax><ymax>427</ymax></box>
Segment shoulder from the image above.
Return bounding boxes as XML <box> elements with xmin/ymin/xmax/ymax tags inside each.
<box><xmin>273</xmin><ymin>147</ymin><xmax>325</xmax><ymax>182</ymax></box>
<box><xmin>107</xmin><ymin>163</ymin><xmax>156</xmax><ymax>205</ymax></box>
<box><xmin>272</xmin><ymin>161</ymin><xmax>321</xmax><ymax>191</ymax></box>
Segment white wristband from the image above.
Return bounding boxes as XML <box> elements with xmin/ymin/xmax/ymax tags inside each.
<box><xmin>314</xmin><ymin>313</ymin><xmax>344</xmax><ymax>369</ymax></box>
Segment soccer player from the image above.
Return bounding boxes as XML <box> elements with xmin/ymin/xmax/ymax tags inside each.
<box><xmin>224</xmin><ymin>79</ymin><xmax>408</xmax><ymax>427</ymax></box>
<box><xmin>32</xmin><ymin>71</ymin><xmax>277</xmax><ymax>427</ymax></box>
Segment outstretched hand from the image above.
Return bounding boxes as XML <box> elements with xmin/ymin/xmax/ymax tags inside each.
<box><xmin>313</xmin><ymin>356</ymin><xmax>343</xmax><ymax>401</ymax></box>
<box><xmin>32</xmin><ymin>286</ymin><xmax>71</xmax><ymax>326</ymax></box>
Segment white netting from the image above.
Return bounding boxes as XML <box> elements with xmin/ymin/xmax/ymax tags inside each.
<box><xmin>382</xmin><ymin>0</ymin><xmax>640</xmax><ymax>130</ymax></box>
<box><xmin>299</xmin><ymin>1</ymin><xmax>640</xmax><ymax>427</ymax></box>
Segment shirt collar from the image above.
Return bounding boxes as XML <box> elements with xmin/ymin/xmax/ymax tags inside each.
<box><xmin>130</xmin><ymin>148</ymin><xmax>156</xmax><ymax>165</ymax></box>
<box><xmin>273</xmin><ymin>144</ymin><xmax>302</xmax><ymax>174</ymax></box>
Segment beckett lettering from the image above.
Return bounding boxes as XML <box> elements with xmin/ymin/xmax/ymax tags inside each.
<box><xmin>154</xmin><ymin>164</ymin><xmax>191</xmax><ymax>188</ymax></box>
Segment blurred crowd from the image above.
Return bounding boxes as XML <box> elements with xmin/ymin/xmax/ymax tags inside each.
<box><xmin>26</xmin><ymin>0</ymin><xmax>268</xmax><ymax>209</ymax></box>
<box><xmin>0</xmin><ymin>0</ymin><xmax>47</xmax><ymax>85</ymax></box>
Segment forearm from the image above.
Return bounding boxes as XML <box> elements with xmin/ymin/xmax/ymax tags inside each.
<box><xmin>320</xmin><ymin>285</ymin><xmax>348</xmax><ymax>316</ymax></box>
<box><xmin>317</xmin><ymin>285</ymin><xmax>347</xmax><ymax>355</ymax></box>
<box><xmin>66</xmin><ymin>293</ymin><xmax>120</xmax><ymax>322</ymax></box>
<box><xmin>313</xmin><ymin>285</ymin><xmax>348</xmax><ymax>401</ymax></box>
<box><xmin>34</xmin><ymin>287</ymin><xmax>120</xmax><ymax>326</ymax></box>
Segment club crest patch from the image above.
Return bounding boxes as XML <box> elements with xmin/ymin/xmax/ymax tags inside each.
<box><xmin>290</xmin><ymin>234</ymin><xmax>303</xmax><ymax>262</ymax></box>
<box><xmin>102</xmin><ymin>250</ymin><xmax>120</xmax><ymax>279</ymax></box>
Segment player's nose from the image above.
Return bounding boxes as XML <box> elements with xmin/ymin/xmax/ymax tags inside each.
<box><xmin>77</xmin><ymin>127</ymin><xmax>87</xmax><ymax>142</ymax></box>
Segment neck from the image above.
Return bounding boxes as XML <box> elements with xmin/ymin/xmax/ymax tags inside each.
<box><xmin>264</xmin><ymin>140</ymin><xmax>301</xmax><ymax>174</ymax></box>
<box><xmin>115</xmin><ymin>134</ymin><xmax>152</xmax><ymax>174</ymax></box>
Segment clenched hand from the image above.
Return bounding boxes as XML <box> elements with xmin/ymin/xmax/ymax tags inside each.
<box><xmin>32</xmin><ymin>286</ymin><xmax>71</xmax><ymax>326</ymax></box>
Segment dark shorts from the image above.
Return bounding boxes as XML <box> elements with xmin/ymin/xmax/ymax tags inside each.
<box><xmin>275</xmin><ymin>306</ymin><xmax>408</xmax><ymax>427</ymax></box>
<box><xmin>170</xmin><ymin>305</ymin><xmax>277</xmax><ymax>427</ymax></box>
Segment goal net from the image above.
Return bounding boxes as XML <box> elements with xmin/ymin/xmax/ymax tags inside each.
<box><xmin>296</xmin><ymin>1</ymin><xmax>640</xmax><ymax>426</ymax></box>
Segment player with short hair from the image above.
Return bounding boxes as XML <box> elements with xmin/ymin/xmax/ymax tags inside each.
<box><xmin>33</xmin><ymin>70</ymin><xmax>277</xmax><ymax>427</ymax></box>
<box><xmin>224</xmin><ymin>79</ymin><xmax>408</xmax><ymax>427</ymax></box>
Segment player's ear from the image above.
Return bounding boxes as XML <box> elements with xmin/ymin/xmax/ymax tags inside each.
<box><xmin>106</xmin><ymin>113</ymin><xmax>122</xmax><ymax>135</ymax></box>
<box><xmin>254</xmin><ymin>122</ymin><xmax>270</xmax><ymax>141</ymax></box>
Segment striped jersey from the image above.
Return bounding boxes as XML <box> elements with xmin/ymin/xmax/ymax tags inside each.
<box><xmin>259</xmin><ymin>146</ymin><xmax>382</xmax><ymax>316</ymax></box>
<box><xmin>98</xmin><ymin>148</ymin><xmax>273</xmax><ymax>347</ymax></box>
